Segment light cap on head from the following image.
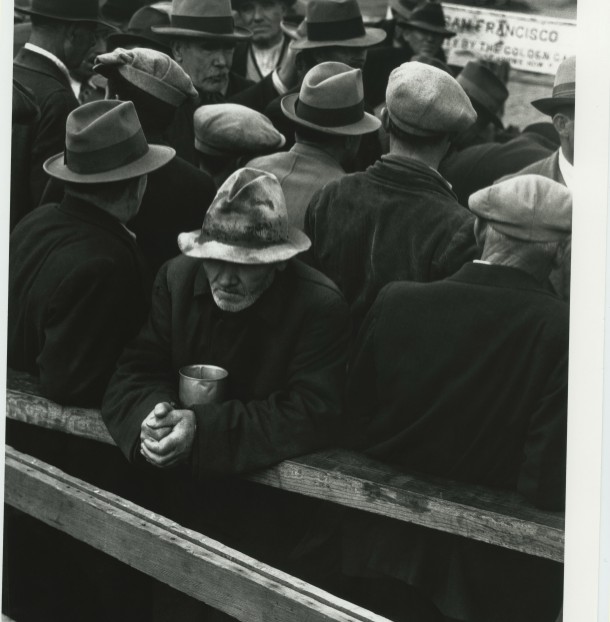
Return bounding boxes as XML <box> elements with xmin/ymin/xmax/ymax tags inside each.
<box><xmin>194</xmin><ymin>103</ymin><xmax>285</xmax><ymax>156</ymax></box>
<box><xmin>386</xmin><ymin>61</ymin><xmax>476</xmax><ymax>136</ymax></box>
<box><xmin>469</xmin><ymin>174</ymin><xmax>572</xmax><ymax>242</ymax></box>
<box><xmin>178</xmin><ymin>168</ymin><xmax>311</xmax><ymax>264</ymax></box>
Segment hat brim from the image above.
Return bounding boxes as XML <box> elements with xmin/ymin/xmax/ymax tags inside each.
<box><xmin>289</xmin><ymin>26</ymin><xmax>386</xmax><ymax>49</ymax></box>
<box><xmin>106</xmin><ymin>32</ymin><xmax>172</xmax><ymax>54</ymax></box>
<box><xmin>389</xmin><ymin>0</ymin><xmax>415</xmax><ymax>21</ymax></box>
<box><xmin>530</xmin><ymin>97</ymin><xmax>575</xmax><ymax>115</ymax></box>
<box><xmin>43</xmin><ymin>144</ymin><xmax>176</xmax><ymax>183</ymax></box>
<box><xmin>404</xmin><ymin>20</ymin><xmax>456</xmax><ymax>38</ymax></box>
<box><xmin>15</xmin><ymin>6</ymin><xmax>117</xmax><ymax>30</ymax></box>
<box><xmin>151</xmin><ymin>25</ymin><xmax>252</xmax><ymax>41</ymax></box>
<box><xmin>281</xmin><ymin>94</ymin><xmax>381</xmax><ymax>136</ymax></box>
<box><xmin>178</xmin><ymin>228</ymin><xmax>311</xmax><ymax>264</ymax></box>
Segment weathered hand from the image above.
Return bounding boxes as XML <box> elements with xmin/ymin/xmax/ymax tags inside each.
<box><xmin>140</xmin><ymin>408</ymin><xmax>197</xmax><ymax>468</ymax></box>
<box><xmin>140</xmin><ymin>402</ymin><xmax>174</xmax><ymax>444</ymax></box>
<box><xmin>277</xmin><ymin>45</ymin><xmax>298</xmax><ymax>90</ymax></box>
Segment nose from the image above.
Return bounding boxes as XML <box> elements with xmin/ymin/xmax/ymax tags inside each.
<box><xmin>211</xmin><ymin>49</ymin><xmax>229</xmax><ymax>67</ymax></box>
<box><xmin>216</xmin><ymin>264</ymin><xmax>239</xmax><ymax>288</ymax></box>
<box><xmin>253</xmin><ymin>4</ymin><xmax>265</xmax><ymax>20</ymax></box>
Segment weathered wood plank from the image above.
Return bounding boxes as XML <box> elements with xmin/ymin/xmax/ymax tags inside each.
<box><xmin>5</xmin><ymin>447</ymin><xmax>391</xmax><ymax>622</ymax></box>
<box><xmin>5</xmin><ymin>370</ymin><xmax>564</xmax><ymax>561</ymax></box>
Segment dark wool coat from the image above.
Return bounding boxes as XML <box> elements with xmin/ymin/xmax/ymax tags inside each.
<box><xmin>341</xmin><ymin>262</ymin><xmax>567</xmax><ymax>622</ymax></box>
<box><xmin>102</xmin><ymin>256</ymin><xmax>350</xmax><ymax>563</ymax></box>
<box><xmin>304</xmin><ymin>154</ymin><xmax>479</xmax><ymax>329</ymax></box>
<box><xmin>8</xmin><ymin>195</ymin><xmax>151</xmax><ymax>407</ymax></box>
<box><xmin>13</xmin><ymin>47</ymin><xmax>79</xmax><ymax>210</ymax></box>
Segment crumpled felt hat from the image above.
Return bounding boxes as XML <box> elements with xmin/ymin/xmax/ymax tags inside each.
<box><xmin>402</xmin><ymin>2</ymin><xmax>455</xmax><ymax>38</ymax></box>
<box><xmin>106</xmin><ymin>3</ymin><xmax>173</xmax><ymax>54</ymax></box>
<box><xmin>15</xmin><ymin>0</ymin><xmax>115</xmax><ymax>29</ymax></box>
<box><xmin>386</xmin><ymin>61</ymin><xmax>476</xmax><ymax>136</ymax></box>
<box><xmin>194</xmin><ymin>104</ymin><xmax>285</xmax><ymax>156</ymax></box>
<box><xmin>469</xmin><ymin>174</ymin><xmax>572</xmax><ymax>242</ymax></box>
<box><xmin>531</xmin><ymin>55</ymin><xmax>575</xmax><ymax>116</ymax></box>
<box><xmin>283</xmin><ymin>0</ymin><xmax>386</xmax><ymax>49</ymax></box>
<box><xmin>94</xmin><ymin>47</ymin><xmax>198</xmax><ymax>107</ymax></box>
<box><xmin>457</xmin><ymin>60</ymin><xmax>508</xmax><ymax>128</ymax></box>
<box><xmin>152</xmin><ymin>0</ymin><xmax>252</xmax><ymax>42</ymax></box>
<box><xmin>178</xmin><ymin>168</ymin><xmax>311</xmax><ymax>264</ymax></box>
<box><xmin>44</xmin><ymin>100</ymin><xmax>175</xmax><ymax>183</ymax></box>
<box><xmin>281</xmin><ymin>61</ymin><xmax>380</xmax><ymax>135</ymax></box>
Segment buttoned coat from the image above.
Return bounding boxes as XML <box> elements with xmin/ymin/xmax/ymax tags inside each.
<box><xmin>304</xmin><ymin>154</ymin><xmax>479</xmax><ymax>329</ymax></box>
<box><xmin>248</xmin><ymin>142</ymin><xmax>345</xmax><ymax>229</ymax></box>
<box><xmin>342</xmin><ymin>262</ymin><xmax>567</xmax><ymax>622</ymax></box>
<box><xmin>13</xmin><ymin>47</ymin><xmax>79</xmax><ymax>211</ymax></box>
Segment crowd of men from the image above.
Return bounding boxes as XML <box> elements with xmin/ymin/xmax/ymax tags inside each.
<box><xmin>7</xmin><ymin>0</ymin><xmax>574</xmax><ymax>621</ymax></box>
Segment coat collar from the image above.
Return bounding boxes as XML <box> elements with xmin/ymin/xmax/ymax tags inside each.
<box><xmin>447</xmin><ymin>261</ymin><xmax>559</xmax><ymax>297</ymax></box>
<box><xmin>192</xmin><ymin>260</ymin><xmax>291</xmax><ymax>325</ymax></box>
<box><xmin>291</xmin><ymin>142</ymin><xmax>344</xmax><ymax>171</ymax></box>
<box><xmin>14</xmin><ymin>46</ymin><xmax>74</xmax><ymax>93</ymax></box>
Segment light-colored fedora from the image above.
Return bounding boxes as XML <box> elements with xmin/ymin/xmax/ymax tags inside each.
<box><xmin>281</xmin><ymin>61</ymin><xmax>381</xmax><ymax>135</ymax></box>
<box><xmin>531</xmin><ymin>56</ymin><xmax>575</xmax><ymax>115</ymax></box>
<box><xmin>152</xmin><ymin>0</ymin><xmax>251</xmax><ymax>41</ymax></box>
<box><xmin>457</xmin><ymin>60</ymin><xmax>508</xmax><ymax>128</ymax></box>
<box><xmin>283</xmin><ymin>0</ymin><xmax>386</xmax><ymax>49</ymax></box>
<box><xmin>178</xmin><ymin>168</ymin><xmax>311</xmax><ymax>264</ymax></box>
<box><xmin>44</xmin><ymin>100</ymin><xmax>175</xmax><ymax>183</ymax></box>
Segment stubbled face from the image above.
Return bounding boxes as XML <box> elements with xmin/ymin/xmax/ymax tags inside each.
<box><xmin>403</xmin><ymin>27</ymin><xmax>444</xmax><ymax>57</ymax></box>
<box><xmin>64</xmin><ymin>23</ymin><xmax>107</xmax><ymax>79</ymax></box>
<box><xmin>173</xmin><ymin>39</ymin><xmax>235</xmax><ymax>94</ymax></box>
<box><xmin>237</xmin><ymin>0</ymin><xmax>286</xmax><ymax>46</ymax></box>
<box><xmin>202</xmin><ymin>259</ymin><xmax>277</xmax><ymax>312</ymax></box>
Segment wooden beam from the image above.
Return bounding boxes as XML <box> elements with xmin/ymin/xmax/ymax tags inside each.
<box><xmin>5</xmin><ymin>370</ymin><xmax>565</xmax><ymax>562</ymax></box>
<box><xmin>5</xmin><ymin>447</ymin><xmax>391</xmax><ymax>622</ymax></box>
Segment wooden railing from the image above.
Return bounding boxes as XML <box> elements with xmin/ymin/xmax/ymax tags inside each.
<box><xmin>5</xmin><ymin>369</ymin><xmax>564</xmax><ymax>563</ymax></box>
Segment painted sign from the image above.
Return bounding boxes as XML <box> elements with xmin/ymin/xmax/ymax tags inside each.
<box><xmin>441</xmin><ymin>3</ymin><xmax>576</xmax><ymax>75</ymax></box>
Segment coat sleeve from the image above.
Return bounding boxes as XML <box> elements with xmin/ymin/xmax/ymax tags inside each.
<box><xmin>189</xmin><ymin>289</ymin><xmax>351</xmax><ymax>477</ymax></box>
<box><xmin>101</xmin><ymin>263</ymin><xmax>178</xmax><ymax>462</ymax></box>
<box><xmin>39</xmin><ymin>256</ymin><xmax>148</xmax><ymax>408</ymax></box>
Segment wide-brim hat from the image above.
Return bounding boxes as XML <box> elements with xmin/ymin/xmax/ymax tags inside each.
<box><xmin>281</xmin><ymin>61</ymin><xmax>380</xmax><ymax>135</ymax></box>
<box><xmin>152</xmin><ymin>0</ymin><xmax>251</xmax><ymax>41</ymax></box>
<box><xmin>178</xmin><ymin>168</ymin><xmax>310</xmax><ymax>264</ymax></box>
<box><xmin>106</xmin><ymin>3</ymin><xmax>173</xmax><ymax>54</ymax></box>
<box><xmin>44</xmin><ymin>99</ymin><xmax>175</xmax><ymax>183</ymax></box>
<box><xmin>16</xmin><ymin>0</ymin><xmax>116</xmax><ymax>29</ymax></box>
<box><xmin>457</xmin><ymin>61</ymin><xmax>508</xmax><ymax>128</ymax></box>
<box><xmin>531</xmin><ymin>55</ymin><xmax>575</xmax><ymax>115</ymax></box>
<box><xmin>403</xmin><ymin>2</ymin><xmax>455</xmax><ymax>38</ymax></box>
<box><xmin>388</xmin><ymin>0</ymin><xmax>419</xmax><ymax>21</ymax></box>
<box><xmin>285</xmin><ymin>0</ymin><xmax>386</xmax><ymax>50</ymax></box>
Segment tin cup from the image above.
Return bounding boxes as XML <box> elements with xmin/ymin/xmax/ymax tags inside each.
<box><xmin>178</xmin><ymin>364</ymin><xmax>229</xmax><ymax>407</ymax></box>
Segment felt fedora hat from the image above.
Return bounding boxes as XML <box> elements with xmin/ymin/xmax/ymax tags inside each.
<box><xmin>44</xmin><ymin>100</ymin><xmax>175</xmax><ymax>183</ymax></box>
<box><xmin>389</xmin><ymin>0</ymin><xmax>419</xmax><ymax>21</ymax></box>
<box><xmin>106</xmin><ymin>3</ymin><xmax>173</xmax><ymax>54</ymax></box>
<box><xmin>403</xmin><ymin>2</ymin><xmax>455</xmax><ymax>38</ymax></box>
<box><xmin>16</xmin><ymin>0</ymin><xmax>115</xmax><ymax>28</ymax></box>
<box><xmin>152</xmin><ymin>0</ymin><xmax>251</xmax><ymax>41</ymax></box>
<box><xmin>531</xmin><ymin>55</ymin><xmax>575</xmax><ymax>115</ymax></box>
<box><xmin>457</xmin><ymin>61</ymin><xmax>508</xmax><ymax>128</ymax></box>
<box><xmin>178</xmin><ymin>168</ymin><xmax>311</xmax><ymax>264</ymax></box>
<box><xmin>281</xmin><ymin>61</ymin><xmax>381</xmax><ymax>135</ymax></box>
<box><xmin>285</xmin><ymin>0</ymin><xmax>386</xmax><ymax>49</ymax></box>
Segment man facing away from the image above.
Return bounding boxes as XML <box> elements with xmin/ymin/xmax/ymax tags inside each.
<box><xmin>341</xmin><ymin>174</ymin><xmax>570</xmax><ymax>622</ymax></box>
<box><xmin>304</xmin><ymin>61</ymin><xmax>479</xmax><ymax>330</ymax></box>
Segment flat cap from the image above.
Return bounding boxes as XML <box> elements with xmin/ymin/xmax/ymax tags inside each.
<box><xmin>94</xmin><ymin>47</ymin><xmax>197</xmax><ymax>107</ymax></box>
<box><xmin>194</xmin><ymin>104</ymin><xmax>286</xmax><ymax>157</ymax></box>
<box><xmin>469</xmin><ymin>174</ymin><xmax>572</xmax><ymax>242</ymax></box>
<box><xmin>386</xmin><ymin>61</ymin><xmax>476</xmax><ymax>136</ymax></box>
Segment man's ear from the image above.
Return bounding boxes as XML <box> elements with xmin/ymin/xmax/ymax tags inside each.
<box><xmin>380</xmin><ymin>106</ymin><xmax>390</xmax><ymax>132</ymax></box>
<box><xmin>552</xmin><ymin>112</ymin><xmax>569</xmax><ymax>138</ymax></box>
<box><xmin>275</xmin><ymin>261</ymin><xmax>288</xmax><ymax>272</ymax></box>
<box><xmin>172</xmin><ymin>40</ymin><xmax>184</xmax><ymax>63</ymax></box>
<box><xmin>473</xmin><ymin>218</ymin><xmax>487</xmax><ymax>250</ymax></box>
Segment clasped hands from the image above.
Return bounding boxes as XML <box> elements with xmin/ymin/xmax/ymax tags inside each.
<box><xmin>140</xmin><ymin>402</ymin><xmax>196</xmax><ymax>468</ymax></box>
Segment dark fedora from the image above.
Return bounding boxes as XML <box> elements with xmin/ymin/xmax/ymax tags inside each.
<box><xmin>178</xmin><ymin>168</ymin><xmax>311</xmax><ymax>264</ymax></box>
<box><xmin>106</xmin><ymin>3</ymin><xmax>173</xmax><ymax>54</ymax></box>
<box><xmin>44</xmin><ymin>100</ymin><xmax>175</xmax><ymax>183</ymax></box>
<box><xmin>403</xmin><ymin>2</ymin><xmax>455</xmax><ymax>38</ymax></box>
<box><xmin>457</xmin><ymin>61</ymin><xmax>508</xmax><ymax>127</ymax></box>
<box><xmin>101</xmin><ymin>0</ymin><xmax>147</xmax><ymax>24</ymax></box>
<box><xmin>531</xmin><ymin>56</ymin><xmax>575</xmax><ymax>115</ymax></box>
<box><xmin>15</xmin><ymin>0</ymin><xmax>114</xmax><ymax>28</ymax></box>
<box><xmin>152</xmin><ymin>0</ymin><xmax>251</xmax><ymax>41</ymax></box>
<box><xmin>281</xmin><ymin>61</ymin><xmax>380</xmax><ymax>135</ymax></box>
<box><xmin>284</xmin><ymin>0</ymin><xmax>386</xmax><ymax>50</ymax></box>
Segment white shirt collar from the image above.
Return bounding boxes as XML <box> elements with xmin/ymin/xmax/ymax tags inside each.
<box><xmin>558</xmin><ymin>148</ymin><xmax>574</xmax><ymax>191</ymax></box>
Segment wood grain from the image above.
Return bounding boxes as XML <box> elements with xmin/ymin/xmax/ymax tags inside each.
<box><xmin>5</xmin><ymin>446</ymin><xmax>391</xmax><ymax>622</ymax></box>
<box><xmin>5</xmin><ymin>370</ymin><xmax>564</xmax><ymax>561</ymax></box>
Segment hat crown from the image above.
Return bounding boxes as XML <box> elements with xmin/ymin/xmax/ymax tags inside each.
<box><xmin>408</xmin><ymin>2</ymin><xmax>446</xmax><ymax>28</ymax></box>
<box><xmin>29</xmin><ymin>0</ymin><xmax>101</xmax><ymax>20</ymax></box>
<box><xmin>127</xmin><ymin>4</ymin><xmax>171</xmax><ymax>31</ymax></box>
<box><xmin>457</xmin><ymin>60</ymin><xmax>508</xmax><ymax>116</ymax></box>
<box><xmin>306</xmin><ymin>0</ymin><xmax>363</xmax><ymax>23</ymax></box>
<box><xmin>300</xmin><ymin>61</ymin><xmax>363</xmax><ymax>108</ymax></box>
<box><xmin>202</xmin><ymin>168</ymin><xmax>291</xmax><ymax>248</ymax></box>
<box><xmin>469</xmin><ymin>174</ymin><xmax>572</xmax><ymax>242</ymax></box>
<box><xmin>553</xmin><ymin>55</ymin><xmax>575</xmax><ymax>95</ymax></box>
<box><xmin>173</xmin><ymin>0</ymin><xmax>233</xmax><ymax>19</ymax></box>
